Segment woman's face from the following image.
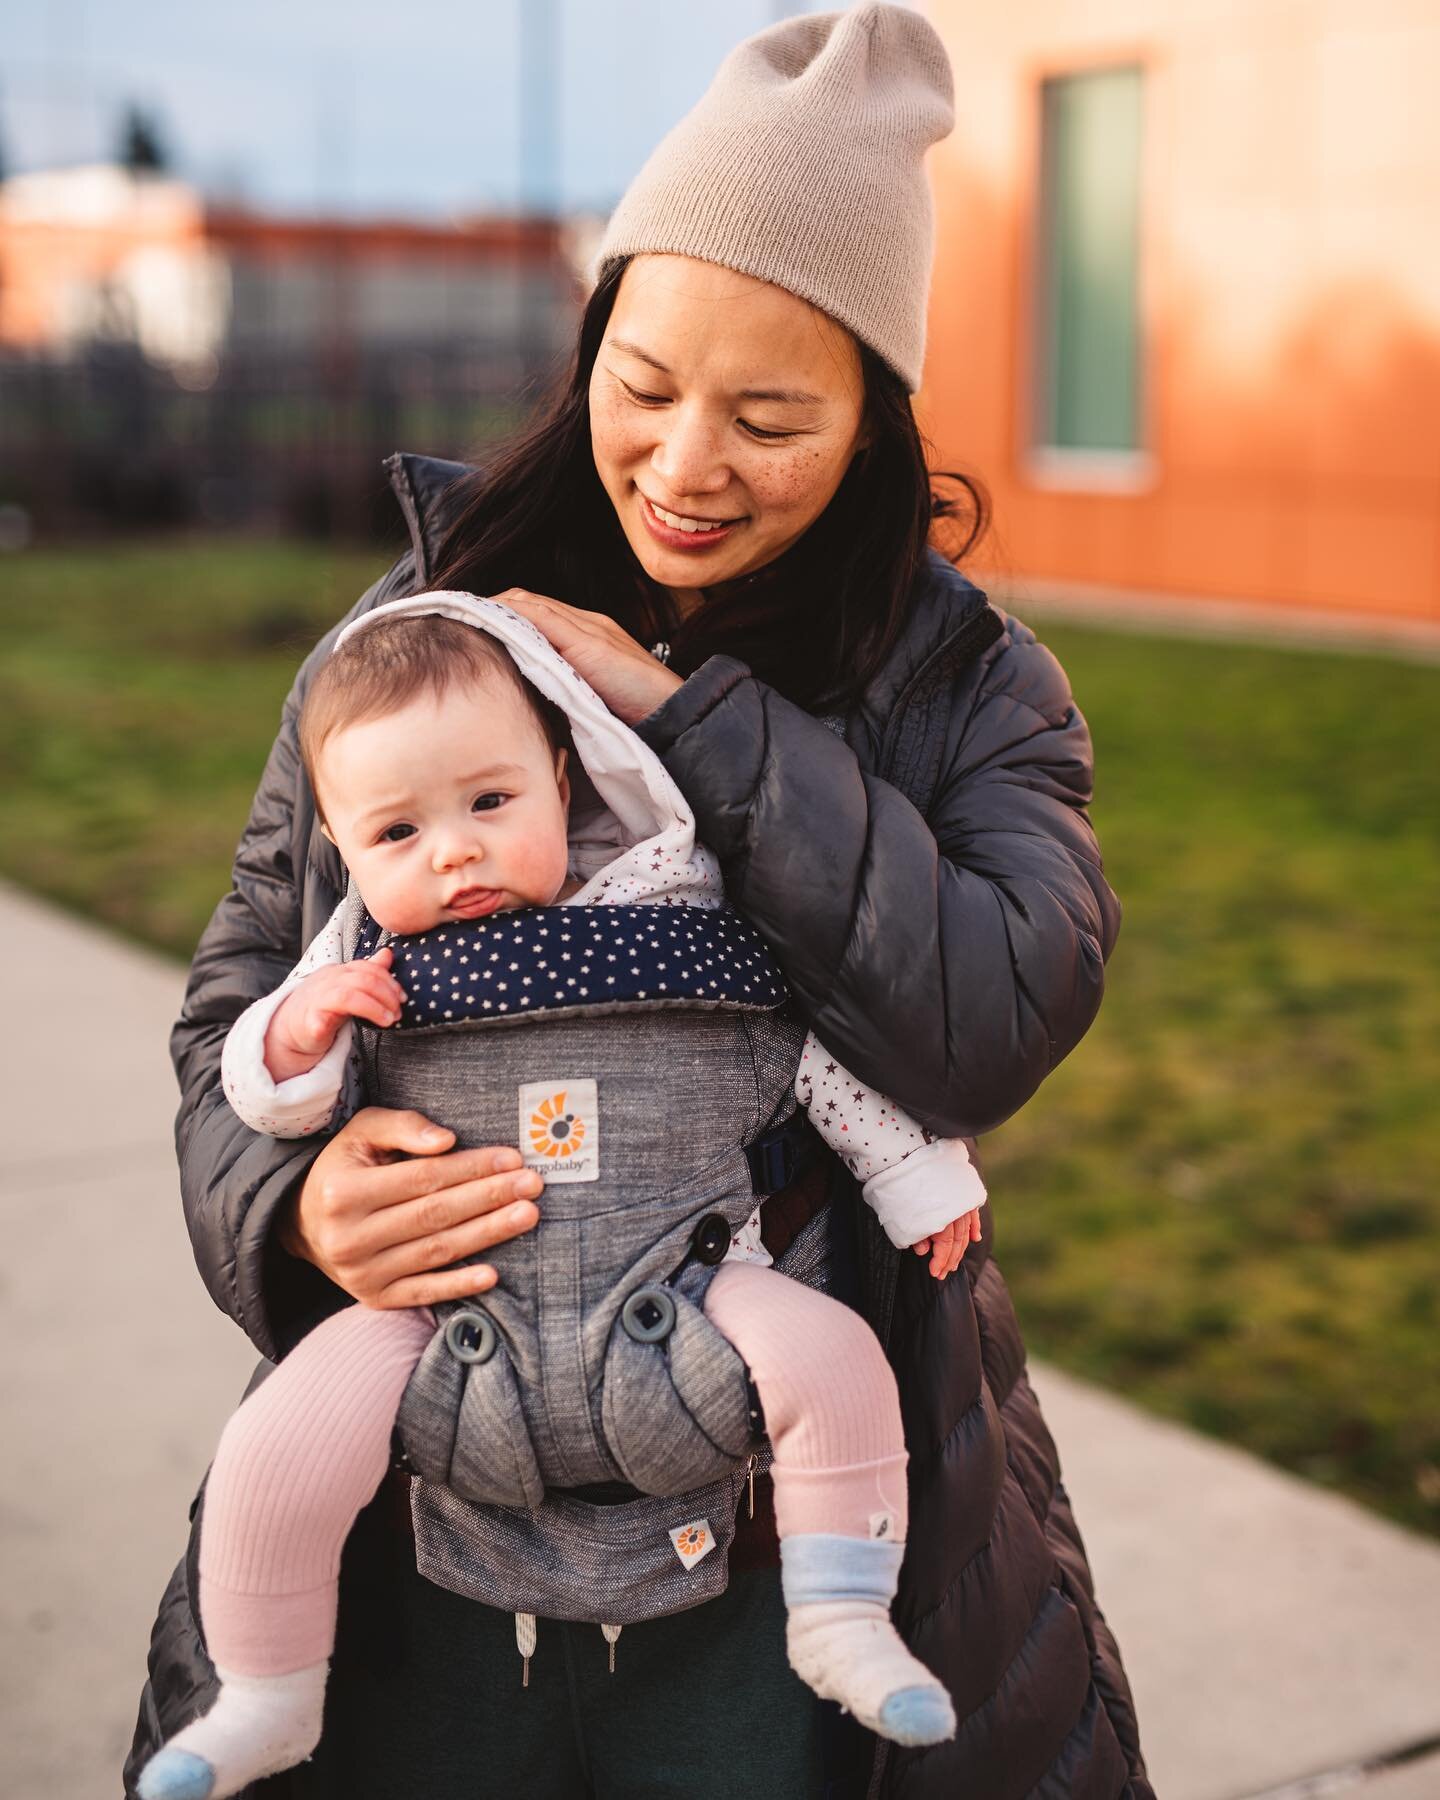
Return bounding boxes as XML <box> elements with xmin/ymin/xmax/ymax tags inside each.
<box><xmin>588</xmin><ymin>254</ymin><xmax>871</xmax><ymax>603</ymax></box>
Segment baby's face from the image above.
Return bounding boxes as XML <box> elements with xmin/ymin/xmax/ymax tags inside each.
<box><xmin>317</xmin><ymin>673</ymin><xmax>574</xmax><ymax>935</ymax></box>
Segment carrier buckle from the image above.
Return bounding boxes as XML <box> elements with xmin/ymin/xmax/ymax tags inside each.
<box><xmin>744</xmin><ymin>1113</ymin><xmax>814</xmax><ymax>1197</ymax></box>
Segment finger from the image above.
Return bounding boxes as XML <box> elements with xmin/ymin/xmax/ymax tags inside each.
<box><xmin>355</xmin><ymin>1146</ymin><xmax>537</xmax><ymax>1219</ymax></box>
<box><xmin>912</xmin><ymin>1238</ymin><xmax>931</xmax><ymax>1256</ymax></box>
<box><xmin>336</xmin><ymin>964</ymin><xmax>406</xmax><ymax>1004</ymax></box>
<box><xmin>364</xmin><ymin>1195</ymin><xmax>541</xmax><ymax>1288</ymax></box>
<box><xmin>324</xmin><ymin>992</ymin><xmax>401</xmax><ymax>1030</ymax></box>
<box><xmin>337</xmin><ymin>968</ymin><xmax>408</xmax><ymax>1015</ymax></box>
<box><xmin>340</xmin><ymin>1108</ymin><xmax>463</xmax><ymax>1162</ymax></box>
<box><xmin>357</xmin><ymin>1165</ymin><xmax>542</xmax><ymax>1255</ymax></box>
<box><xmin>374</xmin><ymin>1261</ymin><xmax>501</xmax><ymax>1310</ymax></box>
<box><xmin>971</xmin><ymin>1211</ymin><xmax>984</xmax><ymax>1242</ymax></box>
<box><xmin>367</xmin><ymin>947</ymin><xmax>394</xmax><ymax>968</ymax></box>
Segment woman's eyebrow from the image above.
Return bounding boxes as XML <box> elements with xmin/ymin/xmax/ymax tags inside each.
<box><xmin>608</xmin><ymin>338</ymin><xmax>824</xmax><ymax>406</ymax></box>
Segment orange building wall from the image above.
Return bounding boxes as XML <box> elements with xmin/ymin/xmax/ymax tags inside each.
<box><xmin>920</xmin><ymin>0</ymin><xmax>1440</xmax><ymax>622</ymax></box>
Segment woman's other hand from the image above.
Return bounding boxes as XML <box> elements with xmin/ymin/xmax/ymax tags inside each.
<box><xmin>494</xmin><ymin>588</ymin><xmax>684</xmax><ymax>725</ymax></box>
<box><xmin>911</xmin><ymin>1207</ymin><xmax>983</xmax><ymax>1281</ymax></box>
<box><xmin>280</xmin><ymin>1109</ymin><xmax>542</xmax><ymax>1308</ymax></box>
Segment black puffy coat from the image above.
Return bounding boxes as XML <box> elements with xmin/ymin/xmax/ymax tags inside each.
<box><xmin>128</xmin><ymin>451</ymin><xmax>1151</xmax><ymax>1799</ymax></box>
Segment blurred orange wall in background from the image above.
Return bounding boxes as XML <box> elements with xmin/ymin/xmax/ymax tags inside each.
<box><xmin>921</xmin><ymin>0</ymin><xmax>1440</xmax><ymax>621</ymax></box>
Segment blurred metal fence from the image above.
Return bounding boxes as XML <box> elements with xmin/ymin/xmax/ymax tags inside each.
<box><xmin>0</xmin><ymin>338</ymin><xmax>569</xmax><ymax>543</ymax></box>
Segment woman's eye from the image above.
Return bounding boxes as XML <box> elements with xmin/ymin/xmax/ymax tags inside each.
<box><xmin>379</xmin><ymin>823</ymin><xmax>415</xmax><ymax>844</ymax></box>
<box><xmin>739</xmin><ymin>420</ymin><xmax>795</xmax><ymax>442</ymax></box>
<box><xmin>472</xmin><ymin>793</ymin><xmax>506</xmax><ymax>813</ymax></box>
<box><xmin>621</xmin><ymin>380</ymin><xmax>669</xmax><ymax>407</ymax></box>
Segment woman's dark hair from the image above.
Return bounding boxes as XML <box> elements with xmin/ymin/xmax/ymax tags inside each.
<box><xmin>430</xmin><ymin>257</ymin><xmax>990</xmax><ymax>712</ymax></box>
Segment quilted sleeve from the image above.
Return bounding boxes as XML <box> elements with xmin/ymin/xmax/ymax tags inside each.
<box><xmin>636</xmin><ymin>616</ymin><xmax>1121</xmax><ymax>1139</ymax></box>
<box><xmin>170</xmin><ymin>553</ymin><xmax>415</xmax><ymax>1360</ymax></box>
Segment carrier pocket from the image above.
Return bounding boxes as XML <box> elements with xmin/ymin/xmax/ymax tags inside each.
<box><xmin>396</xmin><ymin>1306</ymin><xmax>544</xmax><ymax>1511</ymax></box>
<box><xmin>600</xmin><ymin>1277</ymin><xmax>757</xmax><ymax>1497</ymax></box>
<box><xmin>412</xmin><ymin>1464</ymin><xmax>749</xmax><ymax>1626</ymax></box>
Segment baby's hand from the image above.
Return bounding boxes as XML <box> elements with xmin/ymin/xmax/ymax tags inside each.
<box><xmin>910</xmin><ymin>1208</ymin><xmax>983</xmax><ymax>1281</ymax></box>
<box><xmin>263</xmin><ymin>949</ymin><xmax>407</xmax><ymax>1082</ymax></box>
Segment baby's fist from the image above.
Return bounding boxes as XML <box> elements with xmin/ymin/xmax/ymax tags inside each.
<box><xmin>910</xmin><ymin>1208</ymin><xmax>983</xmax><ymax>1281</ymax></box>
<box><xmin>264</xmin><ymin>950</ymin><xmax>407</xmax><ymax>1080</ymax></box>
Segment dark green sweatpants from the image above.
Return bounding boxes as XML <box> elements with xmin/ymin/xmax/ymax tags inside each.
<box><xmin>289</xmin><ymin>1491</ymin><xmax>828</xmax><ymax>1799</ymax></box>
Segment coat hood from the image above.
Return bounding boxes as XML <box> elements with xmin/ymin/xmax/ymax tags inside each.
<box><xmin>332</xmin><ymin>591</ymin><xmax>723</xmax><ymax>910</ymax></box>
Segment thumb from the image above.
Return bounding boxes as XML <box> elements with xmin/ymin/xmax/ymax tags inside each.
<box><xmin>348</xmin><ymin>1106</ymin><xmax>455</xmax><ymax>1158</ymax></box>
<box><xmin>368</xmin><ymin>946</ymin><xmax>395</xmax><ymax>967</ymax></box>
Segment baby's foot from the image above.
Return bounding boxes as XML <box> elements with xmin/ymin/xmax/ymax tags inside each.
<box><xmin>135</xmin><ymin>1661</ymin><xmax>328</xmax><ymax>1800</ymax></box>
<box><xmin>787</xmin><ymin>1601</ymin><xmax>956</xmax><ymax>1747</ymax></box>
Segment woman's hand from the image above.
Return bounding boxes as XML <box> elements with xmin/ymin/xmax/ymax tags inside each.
<box><xmin>280</xmin><ymin>1108</ymin><xmax>542</xmax><ymax>1308</ymax></box>
<box><xmin>493</xmin><ymin>588</ymin><xmax>684</xmax><ymax>726</ymax></box>
<box><xmin>911</xmin><ymin>1207</ymin><xmax>983</xmax><ymax>1281</ymax></box>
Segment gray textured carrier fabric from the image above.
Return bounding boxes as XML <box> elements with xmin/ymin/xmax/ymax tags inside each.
<box><xmin>341</xmin><ymin>886</ymin><xmax>821</xmax><ymax>1625</ymax></box>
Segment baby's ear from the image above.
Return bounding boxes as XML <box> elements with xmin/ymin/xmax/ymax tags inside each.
<box><xmin>555</xmin><ymin>746</ymin><xmax>571</xmax><ymax>809</ymax></box>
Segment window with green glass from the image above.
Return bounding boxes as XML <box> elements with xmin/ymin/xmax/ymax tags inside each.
<box><xmin>1036</xmin><ymin>65</ymin><xmax>1144</xmax><ymax>454</ymax></box>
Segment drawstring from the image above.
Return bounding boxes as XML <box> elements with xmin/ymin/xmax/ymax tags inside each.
<box><xmin>515</xmin><ymin>1612</ymin><xmax>624</xmax><ymax>1680</ymax></box>
<box><xmin>515</xmin><ymin>1612</ymin><xmax>537</xmax><ymax>1687</ymax></box>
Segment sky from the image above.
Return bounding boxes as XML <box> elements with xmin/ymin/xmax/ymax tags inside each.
<box><xmin>2</xmin><ymin>0</ymin><xmax>835</xmax><ymax>220</ymax></box>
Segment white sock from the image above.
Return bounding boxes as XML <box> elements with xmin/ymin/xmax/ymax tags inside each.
<box><xmin>138</xmin><ymin>1661</ymin><xmax>329</xmax><ymax>1799</ymax></box>
<box><xmin>786</xmin><ymin>1601</ymin><xmax>956</xmax><ymax>1747</ymax></box>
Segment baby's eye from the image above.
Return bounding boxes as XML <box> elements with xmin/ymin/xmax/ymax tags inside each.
<box><xmin>379</xmin><ymin>823</ymin><xmax>415</xmax><ymax>843</ymax></box>
<box><xmin>472</xmin><ymin>792</ymin><xmax>507</xmax><ymax>813</ymax></box>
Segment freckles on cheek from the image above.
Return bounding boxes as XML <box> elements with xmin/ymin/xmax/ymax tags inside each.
<box><xmin>591</xmin><ymin>397</ymin><xmax>648</xmax><ymax>469</ymax></box>
<box><xmin>750</xmin><ymin>444</ymin><xmax>833</xmax><ymax>509</ymax></box>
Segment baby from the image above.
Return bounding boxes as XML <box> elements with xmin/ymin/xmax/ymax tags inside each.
<box><xmin>138</xmin><ymin>597</ymin><xmax>985</xmax><ymax>1800</ymax></box>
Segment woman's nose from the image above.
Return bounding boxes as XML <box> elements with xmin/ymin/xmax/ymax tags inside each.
<box><xmin>649</xmin><ymin>402</ymin><xmax>731</xmax><ymax>499</ymax></box>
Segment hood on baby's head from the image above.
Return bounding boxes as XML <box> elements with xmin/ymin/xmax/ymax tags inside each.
<box><xmin>325</xmin><ymin>591</ymin><xmax>723</xmax><ymax>910</ymax></box>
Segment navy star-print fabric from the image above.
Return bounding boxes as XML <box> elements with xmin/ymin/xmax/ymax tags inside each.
<box><xmin>353</xmin><ymin>903</ymin><xmax>788</xmax><ymax>1029</ymax></box>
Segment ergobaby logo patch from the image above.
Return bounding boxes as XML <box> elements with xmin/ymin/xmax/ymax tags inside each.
<box><xmin>518</xmin><ymin>1079</ymin><xmax>598</xmax><ymax>1184</ymax></box>
<box><xmin>669</xmin><ymin>1519</ymin><xmax>714</xmax><ymax>1570</ymax></box>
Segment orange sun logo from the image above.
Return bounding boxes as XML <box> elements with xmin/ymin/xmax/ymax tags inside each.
<box><xmin>528</xmin><ymin>1090</ymin><xmax>586</xmax><ymax>1160</ymax></box>
<box><xmin>676</xmin><ymin>1525</ymin><xmax>707</xmax><ymax>1555</ymax></box>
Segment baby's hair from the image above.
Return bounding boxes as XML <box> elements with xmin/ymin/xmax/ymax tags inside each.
<box><xmin>299</xmin><ymin>614</ymin><xmax>572</xmax><ymax>818</ymax></box>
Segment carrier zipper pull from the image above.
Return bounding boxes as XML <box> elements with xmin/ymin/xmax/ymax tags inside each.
<box><xmin>601</xmin><ymin>1623</ymin><xmax>622</xmax><ymax>1674</ymax></box>
<box><xmin>746</xmin><ymin>1452</ymin><xmax>758</xmax><ymax>1521</ymax></box>
<box><xmin>515</xmin><ymin>1612</ymin><xmax>537</xmax><ymax>1688</ymax></box>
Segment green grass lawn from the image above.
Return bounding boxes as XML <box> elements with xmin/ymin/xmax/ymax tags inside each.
<box><xmin>5</xmin><ymin>540</ymin><xmax>1438</xmax><ymax>1537</ymax></box>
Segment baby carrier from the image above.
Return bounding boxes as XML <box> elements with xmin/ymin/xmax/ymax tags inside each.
<box><xmin>329</xmin><ymin>595</ymin><xmax>836</xmax><ymax>1628</ymax></box>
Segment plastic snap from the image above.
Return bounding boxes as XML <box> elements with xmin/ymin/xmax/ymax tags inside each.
<box><xmin>445</xmin><ymin>1309</ymin><xmax>497</xmax><ymax>1365</ymax></box>
<box><xmin>620</xmin><ymin>1286</ymin><xmax>677</xmax><ymax>1344</ymax></box>
<box><xmin>692</xmin><ymin>1213</ymin><xmax>732</xmax><ymax>1266</ymax></box>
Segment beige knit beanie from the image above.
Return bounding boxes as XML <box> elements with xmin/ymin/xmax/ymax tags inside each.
<box><xmin>593</xmin><ymin>4</ymin><xmax>955</xmax><ymax>393</ymax></box>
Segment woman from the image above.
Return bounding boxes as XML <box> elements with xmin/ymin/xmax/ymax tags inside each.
<box><xmin>128</xmin><ymin>8</ymin><xmax>1149</xmax><ymax>1796</ymax></box>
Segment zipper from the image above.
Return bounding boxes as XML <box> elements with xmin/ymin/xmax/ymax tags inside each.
<box><xmin>864</xmin><ymin>596</ymin><xmax>1002</xmax><ymax>1800</ymax></box>
<box><xmin>867</xmin><ymin>598</ymin><xmax>1000</xmax><ymax>1368</ymax></box>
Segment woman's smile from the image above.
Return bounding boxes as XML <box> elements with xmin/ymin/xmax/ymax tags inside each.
<box><xmin>637</xmin><ymin>488</ymin><xmax>748</xmax><ymax>552</ymax></box>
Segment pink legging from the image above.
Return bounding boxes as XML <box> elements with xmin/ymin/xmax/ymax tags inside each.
<box><xmin>199</xmin><ymin>1265</ymin><xmax>908</xmax><ymax>1676</ymax></box>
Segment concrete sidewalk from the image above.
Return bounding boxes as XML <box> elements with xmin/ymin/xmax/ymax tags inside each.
<box><xmin>2</xmin><ymin>881</ymin><xmax>1438</xmax><ymax>1800</ymax></box>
